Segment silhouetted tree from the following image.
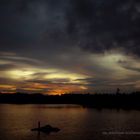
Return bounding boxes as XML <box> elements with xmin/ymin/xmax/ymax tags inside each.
<box><xmin>116</xmin><ymin>88</ymin><xmax>120</xmax><ymax>94</ymax></box>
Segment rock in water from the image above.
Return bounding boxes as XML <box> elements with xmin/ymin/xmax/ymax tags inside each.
<box><xmin>31</xmin><ymin>124</ymin><xmax>60</xmax><ymax>134</ymax></box>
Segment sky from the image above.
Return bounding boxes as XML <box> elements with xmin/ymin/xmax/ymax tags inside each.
<box><xmin>0</xmin><ymin>0</ymin><xmax>140</xmax><ymax>94</ymax></box>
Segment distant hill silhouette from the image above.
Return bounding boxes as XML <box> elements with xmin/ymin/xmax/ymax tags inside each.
<box><xmin>0</xmin><ymin>91</ymin><xmax>140</xmax><ymax>109</ymax></box>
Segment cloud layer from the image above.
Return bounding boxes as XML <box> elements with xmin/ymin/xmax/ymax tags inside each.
<box><xmin>0</xmin><ymin>0</ymin><xmax>140</xmax><ymax>93</ymax></box>
<box><xmin>1</xmin><ymin>0</ymin><xmax>140</xmax><ymax>55</ymax></box>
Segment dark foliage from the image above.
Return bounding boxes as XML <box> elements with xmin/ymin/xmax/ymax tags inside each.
<box><xmin>0</xmin><ymin>92</ymin><xmax>140</xmax><ymax>109</ymax></box>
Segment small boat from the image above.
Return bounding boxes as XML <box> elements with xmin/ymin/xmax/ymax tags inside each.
<box><xmin>31</xmin><ymin>122</ymin><xmax>60</xmax><ymax>134</ymax></box>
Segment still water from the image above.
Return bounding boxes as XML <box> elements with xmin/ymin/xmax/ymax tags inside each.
<box><xmin>0</xmin><ymin>104</ymin><xmax>140</xmax><ymax>140</ymax></box>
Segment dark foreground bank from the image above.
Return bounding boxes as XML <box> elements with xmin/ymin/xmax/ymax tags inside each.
<box><xmin>0</xmin><ymin>92</ymin><xmax>140</xmax><ymax>109</ymax></box>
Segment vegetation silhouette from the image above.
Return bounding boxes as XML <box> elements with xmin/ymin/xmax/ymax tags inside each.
<box><xmin>0</xmin><ymin>91</ymin><xmax>140</xmax><ymax>109</ymax></box>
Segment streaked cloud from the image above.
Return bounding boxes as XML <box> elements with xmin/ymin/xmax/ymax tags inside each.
<box><xmin>0</xmin><ymin>0</ymin><xmax>139</xmax><ymax>94</ymax></box>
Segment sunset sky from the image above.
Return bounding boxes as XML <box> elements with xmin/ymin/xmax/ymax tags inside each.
<box><xmin>0</xmin><ymin>0</ymin><xmax>140</xmax><ymax>94</ymax></box>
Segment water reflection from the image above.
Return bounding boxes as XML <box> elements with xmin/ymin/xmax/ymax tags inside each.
<box><xmin>35</xmin><ymin>132</ymin><xmax>40</xmax><ymax>140</ymax></box>
<box><xmin>0</xmin><ymin>104</ymin><xmax>140</xmax><ymax>140</ymax></box>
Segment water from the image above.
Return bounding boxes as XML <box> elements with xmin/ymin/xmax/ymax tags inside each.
<box><xmin>0</xmin><ymin>104</ymin><xmax>140</xmax><ymax>140</ymax></box>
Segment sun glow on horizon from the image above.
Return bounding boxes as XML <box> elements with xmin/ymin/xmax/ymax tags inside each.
<box><xmin>0</xmin><ymin>65</ymin><xmax>89</xmax><ymax>95</ymax></box>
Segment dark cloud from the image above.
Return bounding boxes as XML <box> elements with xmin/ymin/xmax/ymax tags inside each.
<box><xmin>0</xmin><ymin>64</ymin><xmax>18</xmax><ymax>71</ymax></box>
<box><xmin>0</xmin><ymin>55</ymin><xmax>44</xmax><ymax>68</ymax></box>
<box><xmin>77</xmin><ymin>76</ymin><xmax>140</xmax><ymax>92</ymax></box>
<box><xmin>0</xmin><ymin>77</ymin><xmax>16</xmax><ymax>84</ymax></box>
<box><xmin>67</xmin><ymin>0</ymin><xmax>140</xmax><ymax>55</ymax></box>
<box><xmin>118</xmin><ymin>59</ymin><xmax>140</xmax><ymax>72</ymax></box>
<box><xmin>27</xmin><ymin>78</ymin><xmax>71</xmax><ymax>85</ymax></box>
<box><xmin>0</xmin><ymin>0</ymin><xmax>140</xmax><ymax>56</ymax></box>
<box><xmin>124</xmin><ymin>66</ymin><xmax>140</xmax><ymax>72</ymax></box>
<box><xmin>0</xmin><ymin>0</ymin><xmax>140</xmax><ymax>93</ymax></box>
